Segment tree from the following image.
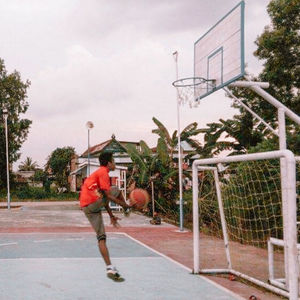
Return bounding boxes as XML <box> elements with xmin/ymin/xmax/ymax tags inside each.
<box><xmin>46</xmin><ymin>147</ymin><xmax>75</xmax><ymax>191</ymax></box>
<box><xmin>18</xmin><ymin>157</ymin><xmax>39</xmax><ymax>171</ymax></box>
<box><xmin>32</xmin><ymin>169</ymin><xmax>51</xmax><ymax>193</ymax></box>
<box><xmin>152</xmin><ymin>117</ymin><xmax>203</xmax><ymax>162</ymax></box>
<box><xmin>126</xmin><ymin>118</ymin><xmax>203</xmax><ymax>218</ymax></box>
<box><xmin>0</xmin><ymin>58</ymin><xmax>32</xmax><ymax>187</ymax></box>
<box><xmin>253</xmin><ymin>0</ymin><xmax>300</xmax><ymax>154</ymax></box>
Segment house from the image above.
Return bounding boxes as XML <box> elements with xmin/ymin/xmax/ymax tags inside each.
<box><xmin>15</xmin><ymin>170</ymin><xmax>43</xmax><ymax>187</ymax></box>
<box><xmin>70</xmin><ymin>134</ymin><xmax>200</xmax><ymax>198</ymax></box>
<box><xmin>69</xmin><ymin>135</ymin><xmax>140</xmax><ymax>208</ymax></box>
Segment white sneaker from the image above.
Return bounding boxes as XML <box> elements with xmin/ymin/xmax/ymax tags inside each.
<box><xmin>106</xmin><ymin>266</ymin><xmax>125</xmax><ymax>282</ymax></box>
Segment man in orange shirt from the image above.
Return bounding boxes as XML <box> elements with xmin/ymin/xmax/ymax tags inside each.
<box><xmin>80</xmin><ymin>152</ymin><xmax>131</xmax><ymax>282</ymax></box>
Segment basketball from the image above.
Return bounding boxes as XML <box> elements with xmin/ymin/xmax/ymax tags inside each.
<box><xmin>129</xmin><ymin>188</ymin><xmax>150</xmax><ymax>209</ymax></box>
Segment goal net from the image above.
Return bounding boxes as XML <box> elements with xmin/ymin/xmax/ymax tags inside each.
<box><xmin>198</xmin><ymin>160</ymin><xmax>284</xmax><ymax>246</ymax></box>
<box><xmin>192</xmin><ymin>151</ymin><xmax>299</xmax><ymax>299</ymax></box>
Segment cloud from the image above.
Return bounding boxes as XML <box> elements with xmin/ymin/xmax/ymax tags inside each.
<box><xmin>1</xmin><ymin>0</ymin><xmax>272</xmax><ymax>170</ymax></box>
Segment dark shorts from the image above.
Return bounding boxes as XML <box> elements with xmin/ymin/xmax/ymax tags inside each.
<box><xmin>82</xmin><ymin>198</ymin><xmax>106</xmax><ymax>241</ymax></box>
<box><xmin>82</xmin><ymin>186</ymin><xmax>121</xmax><ymax>241</ymax></box>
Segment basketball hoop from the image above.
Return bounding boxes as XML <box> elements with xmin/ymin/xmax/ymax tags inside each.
<box><xmin>172</xmin><ymin>77</ymin><xmax>216</xmax><ymax>108</ymax></box>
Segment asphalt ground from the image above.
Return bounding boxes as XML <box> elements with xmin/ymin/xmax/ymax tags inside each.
<box><xmin>0</xmin><ymin>201</ymin><xmax>285</xmax><ymax>299</ymax></box>
<box><xmin>0</xmin><ymin>232</ymin><xmax>243</xmax><ymax>300</ymax></box>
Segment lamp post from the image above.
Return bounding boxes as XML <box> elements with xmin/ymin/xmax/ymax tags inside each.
<box><xmin>86</xmin><ymin>121</ymin><xmax>94</xmax><ymax>176</ymax></box>
<box><xmin>173</xmin><ymin>51</ymin><xmax>184</xmax><ymax>232</ymax></box>
<box><xmin>3</xmin><ymin>108</ymin><xmax>10</xmax><ymax>210</ymax></box>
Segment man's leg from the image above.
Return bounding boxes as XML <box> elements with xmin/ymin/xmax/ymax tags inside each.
<box><xmin>83</xmin><ymin>203</ymin><xmax>124</xmax><ymax>282</ymax></box>
<box><xmin>109</xmin><ymin>186</ymin><xmax>130</xmax><ymax>209</ymax></box>
<box><xmin>98</xmin><ymin>239</ymin><xmax>111</xmax><ymax>266</ymax></box>
<box><xmin>83</xmin><ymin>201</ymin><xmax>113</xmax><ymax>264</ymax></box>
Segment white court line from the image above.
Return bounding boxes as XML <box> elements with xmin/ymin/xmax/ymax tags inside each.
<box><xmin>33</xmin><ymin>240</ymin><xmax>52</xmax><ymax>243</ymax></box>
<box><xmin>119</xmin><ymin>232</ymin><xmax>245</xmax><ymax>300</ymax></box>
<box><xmin>0</xmin><ymin>257</ymin><xmax>161</xmax><ymax>261</ymax></box>
<box><xmin>1</xmin><ymin>232</ymin><xmax>244</xmax><ymax>299</ymax></box>
<box><xmin>0</xmin><ymin>242</ymin><xmax>18</xmax><ymax>247</ymax></box>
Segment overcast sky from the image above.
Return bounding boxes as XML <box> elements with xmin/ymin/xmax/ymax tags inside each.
<box><xmin>0</xmin><ymin>0</ymin><xmax>270</xmax><ymax>170</ymax></box>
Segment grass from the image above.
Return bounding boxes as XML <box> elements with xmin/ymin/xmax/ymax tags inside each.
<box><xmin>0</xmin><ymin>186</ymin><xmax>78</xmax><ymax>202</ymax></box>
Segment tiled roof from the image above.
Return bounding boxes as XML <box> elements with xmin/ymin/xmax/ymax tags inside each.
<box><xmin>81</xmin><ymin>138</ymin><xmax>140</xmax><ymax>157</ymax></box>
<box><xmin>81</xmin><ymin>140</ymin><xmax>111</xmax><ymax>157</ymax></box>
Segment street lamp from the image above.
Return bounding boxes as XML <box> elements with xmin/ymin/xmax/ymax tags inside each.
<box><xmin>86</xmin><ymin>121</ymin><xmax>94</xmax><ymax>176</ymax></box>
<box><xmin>2</xmin><ymin>108</ymin><xmax>10</xmax><ymax>210</ymax></box>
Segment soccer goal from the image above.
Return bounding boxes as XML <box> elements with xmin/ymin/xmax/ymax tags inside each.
<box><xmin>192</xmin><ymin>150</ymin><xmax>299</xmax><ymax>299</ymax></box>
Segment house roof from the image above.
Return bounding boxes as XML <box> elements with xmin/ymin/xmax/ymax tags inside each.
<box><xmin>70</xmin><ymin>161</ymin><xmax>127</xmax><ymax>175</ymax></box>
<box><xmin>81</xmin><ymin>134</ymin><xmax>140</xmax><ymax>157</ymax></box>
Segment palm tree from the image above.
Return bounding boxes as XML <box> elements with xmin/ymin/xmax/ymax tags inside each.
<box><xmin>152</xmin><ymin>117</ymin><xmax>203</xmax><ymax>163</ymax></box>
<box><xmin>18</xmin><ymin>157</ymin><xmax>39</xmax><ymax>171</ymax></box>
<box><xmin>126</xmin><ymin>117</ymin><xmax>204</xmax><ymax>218</ymax></box>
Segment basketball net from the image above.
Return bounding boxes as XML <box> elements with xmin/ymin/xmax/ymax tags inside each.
<box><xmin>173</xmin><ymin>77</ymin><xmax>211</xmax><ymax>108</ymax></box>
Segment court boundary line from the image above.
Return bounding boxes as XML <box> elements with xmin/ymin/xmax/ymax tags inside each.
<box><xmin>0</xmin><ymin>231</ymin><xmax>244</xmax><ymax>299</ymax></box>
<box><xmin>0</xmin><ymin>257</ymin><xmax>162</xmax><ymax>261</ymax></box>
<box><xmin>119</xmin><ymin>232</ymin><xmax>245</xmax><ymax>300</ymax></box>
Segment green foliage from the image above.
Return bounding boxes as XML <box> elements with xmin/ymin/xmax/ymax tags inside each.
<box><xmin>126</xmin><ymin>118</ymin><xmax>202</xmax><ymax>220</ymax></box>
<box><xmin>222</xmin><ymin>160</ymin><xmax>283</xmax><ymax>246</ymax></box>
<box><xmin>15</xmin><ymin>186</ymin><xmax>50</xmax><ymax>200</ymax></box>
<box><xmin>32</xmin><ymin>169</ymin><xmax>51</xmax><ymax>192</ymax></box>
<box><xmin>18</xmin><ymin>157</ymin><xmax>39</xmax><ymax>171</ymax></box>
<box><xmin>12</xmin><ymin>185</ymin><xmax>77</xmax><ymax>201</ymax></box>
<box><xmin>46</xmin><ymin>146</ymin><xmax>75</xmax><ymax>191</ymax></box>
<box><xmin>255</xmin><ymin>0</ymin><xmax>300</xmax><ymax>101</ymax></box>
<box><xmin>0</xmin><ymin>58</ymin><xmax>32</xmax><ymax>188</ymax></box>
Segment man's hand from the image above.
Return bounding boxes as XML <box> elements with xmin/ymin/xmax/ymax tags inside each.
<box><xmin>110</xmin><ymin>215</ymin><xmax>121</xmax><ymax>228</ymax></box>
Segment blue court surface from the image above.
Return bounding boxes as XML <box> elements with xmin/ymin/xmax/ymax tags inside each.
<box><xmin>0</xmin><ymin>232</ymin><xmax>242</xmax><ymax>300</ymax></box>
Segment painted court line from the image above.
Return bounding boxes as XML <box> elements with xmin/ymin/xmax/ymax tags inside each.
<box><xmin>0</xmin><ymin>242</ymin><xmax>18</xmax><ymax>247</ymax></box>
<box><xmin>0</xmin><ymin>232</ymin><xmax>244</xmax><ymax>299</ymax></box>
<box><xmin>33</xmin><ymin>240</ymin><xmax>52</xmax><ymax>243</ymax></box>
<box><xmin>120</xmin><ymin>232</ymin><xmax>245</xmax><ymax>300</ymax></box>
<box><xmin>0</xmin><ymin>257</ymin><xmax>160</xmax><ymax>261</ymax></box>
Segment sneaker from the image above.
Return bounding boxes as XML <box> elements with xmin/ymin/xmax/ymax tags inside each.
<box><xmin>106</xmin><ymin>266</ymin><xmax>125</xmax><ymax>282</ymax></box>
<box><xmin>123</xmin><ymin>207</ymin><xmax>131</xmax><ymax>217</ymax></box>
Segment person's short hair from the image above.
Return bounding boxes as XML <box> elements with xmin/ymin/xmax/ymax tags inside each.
<box><xmin>99</xmin><ymin>152</ymin><xmax>113</xmax><ymax>166</ymax></box>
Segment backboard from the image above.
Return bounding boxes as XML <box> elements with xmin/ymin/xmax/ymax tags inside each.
<box><xmin>194</xmin><ymin>1</ymin><xmax>245</xmax><ymax>100</ymax></box>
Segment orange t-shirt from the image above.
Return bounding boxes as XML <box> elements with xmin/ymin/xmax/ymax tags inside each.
<box><xmin>79</xmin><ymin>166</ymin><xmax>111</xmax><ymax>207</ymax></box>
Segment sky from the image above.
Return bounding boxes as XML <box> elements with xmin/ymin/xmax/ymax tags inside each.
<box><xmin>0</xmin><ymin>0</ymin><xmax>271</xmax><ymax>170</ymax></box>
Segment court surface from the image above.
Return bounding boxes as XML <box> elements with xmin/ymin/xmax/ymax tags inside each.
<box><xmin>0</xmin><ymin>232</ymin><xmax>243</xmax><ymax>300</ymax></box>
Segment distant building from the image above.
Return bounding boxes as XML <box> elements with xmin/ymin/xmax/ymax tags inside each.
<box><xmin>69</xmin><ymin>134</ymin><xmax>200</xmax><ymax>199</ymax></box>
<box><xmin>69</xmin><ymin>135</ymin><xmax>140</xmax><ymax>209</ymax></box>
<box><xmin>15</xmin><ymin>170</ymin><xmax>43</xmax><ymax>187</ymax></box>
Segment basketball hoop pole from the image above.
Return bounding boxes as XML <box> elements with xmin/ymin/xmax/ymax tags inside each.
<box><xmin>173</xmin><ymin>51</ymin><xmax>184</xmax><ymax>232</ymax></box>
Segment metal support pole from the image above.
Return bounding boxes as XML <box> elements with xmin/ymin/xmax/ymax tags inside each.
<box><xmin>151</xmin><ymin>181</ymin><xmax>155</xmax><ymax>217</ymax></box>
<box><xmin>3</xmin><ymin>112</ymin><xmax>10</xmax><ymax>210</ymax></box>
<box><xmin>214</xmin><ymin>169</ymin><xmax>232</xmax><ymax>269</ymax></box>
<box><xmin>223</xmin><ymin>87</ymin><xmax>278</xmax><ymax>137</ymax></box>
<box><xmin>192</xmin><ymin>162</ymin><xmax>199</xmax><ymax>273</ymax></box>
<box><xmin>285</xmin><ymin>154</ymin><xmax>299</xmax><ymax>299</ymax></box>
<box><xmin>173</xmin><ymin>51</ymin><xmax>184</xmax><ymax>231</ymax></box>
<box><xmin>87</xmin><ymin>128</ymin><xmax>90</xmax><ymax>176</ymax></box>
<box><xmin>278</xmin><ymin>108</ymin><xmax>289</xmax><ymax>289</ymax></box>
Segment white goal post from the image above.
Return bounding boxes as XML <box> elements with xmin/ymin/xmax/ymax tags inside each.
<box><xmin>192</xmin><ymin>150</ymin><xmax>298</xmax><ymax>300</ymax></box>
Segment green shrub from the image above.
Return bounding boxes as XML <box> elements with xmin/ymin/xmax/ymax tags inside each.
<box><xmin>15</xmin><ymin>186</ymin><xmax>50</xmax><ymax>200</ymax></box>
